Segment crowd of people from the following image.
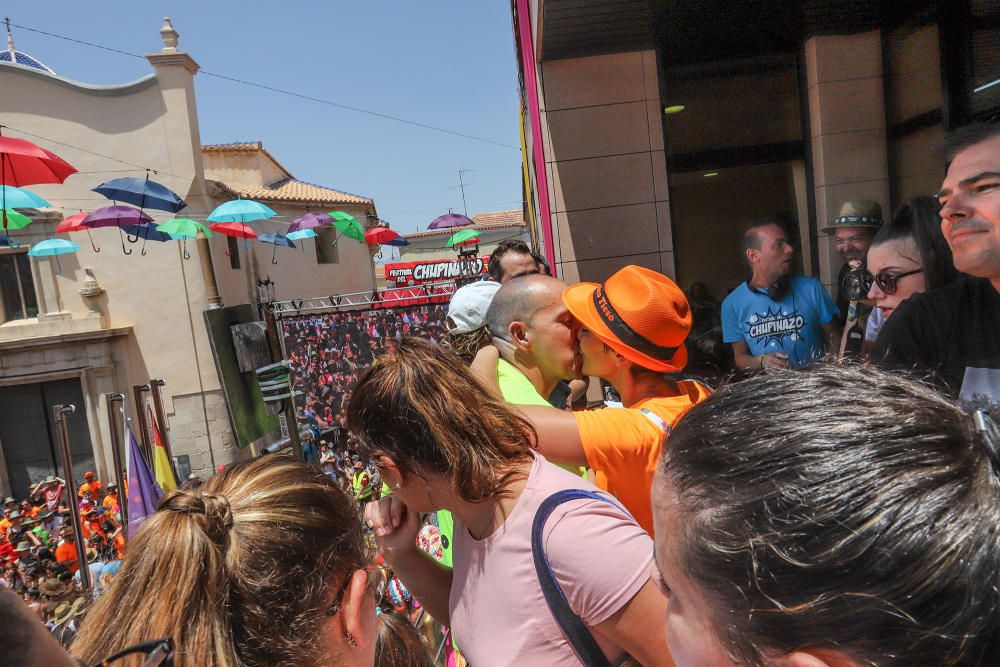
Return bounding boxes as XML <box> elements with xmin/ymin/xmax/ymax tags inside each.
<box><xmin>3</xmin><ymin>122</ymin><xmax>1000</xmax><ymax>666</ymax></box>
<box><xmin>284</xmin><ymin>307</ymin><xmax>449</xmax><ymax>432</ymax></box>
<box><xmin>0</xmin><ymin>472</ymin><xmax>126</xmax><ymax>649</ymax></box>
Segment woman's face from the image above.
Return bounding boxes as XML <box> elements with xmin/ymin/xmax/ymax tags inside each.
<box><xmin>865</xmin><ymin>238</ymin><xmax>925</xmax><ymax>320</ymax></box>
<box><xmin>651</xmin><ymin>473</ymin><xmax>738</xmax><ymax>667</ymax></box>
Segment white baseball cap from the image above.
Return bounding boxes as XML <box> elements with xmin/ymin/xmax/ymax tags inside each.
<box><xmin>447</xmin><ymin>281</ymin><xmax>501</xmax><ymax>334</ymax></box>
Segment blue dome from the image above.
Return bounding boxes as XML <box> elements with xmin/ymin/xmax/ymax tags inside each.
<box><xmin>2</xmin><ymin>23</ymin><xmax>55</xmax><ymax>75</ymax></box>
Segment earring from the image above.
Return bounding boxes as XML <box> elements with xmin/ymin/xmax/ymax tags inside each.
<box><xmin>345</xmin><ymin>632</ymin><xmax>357</xmax><ymax>647</ymax></box>
<box><xmin>393</xmin><ymin>483</ymin><xmax>401</xmax><ymax>490</ymax></box>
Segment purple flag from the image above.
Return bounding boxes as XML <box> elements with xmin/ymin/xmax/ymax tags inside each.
<box><xmin>126</xmin><ymin>425</ymin><xmax>163</xmax><ymax>531</ymax></box>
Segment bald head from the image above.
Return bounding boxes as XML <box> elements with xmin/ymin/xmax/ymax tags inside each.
<box><xmin>486</xmin><ymin>274</ymin><xmax>567</xmax><ymax>343</ymax></box>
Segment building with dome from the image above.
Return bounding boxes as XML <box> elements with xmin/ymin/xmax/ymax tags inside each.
<box><xmin>0</xmin><ymin>19</ymin><xmax>381</xmax><ymax>497</ymax></box>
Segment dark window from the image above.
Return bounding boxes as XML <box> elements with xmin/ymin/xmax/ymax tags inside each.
<box><xmin>315</xmin><ymin>227</ymin><xmax>340</xmax><ymax>264</ymax></box>
<box><xmin>970</xmin><ymin>0</ymin><xmax>1000</xmax><ymax>119</ymax></box>
<box><xmin>0</xmin><ymin>251</ymin><xmax>38</xmax><ymax>321</ymax></box>
<box><xmin>227</xmin><ymin>235</ymin><xmax>241</xmax><ymax>269</ymax></box>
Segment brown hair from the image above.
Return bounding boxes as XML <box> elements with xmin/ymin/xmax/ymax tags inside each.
<box><xmin>71</xmin><ymin>457</ymin><xmax>366</xmax><ymax>667</ymax></box>
<box><xmin>346</xmin><ymin>337</ymin><xmax>535</xmax><ymax>503</ymax></box>
<box><xmin>660</xmin><ymin>365</ymin><xmax>1000</xmax><ymax>665</ymax></box>
<box><xmin>374</xmin><ymin>611</ymin><xmax>434</xmax><ymax>667</ymax></box>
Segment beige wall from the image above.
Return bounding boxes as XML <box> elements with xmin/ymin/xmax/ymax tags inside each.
<box><xmin>805</xmin><ymin>31</ymin><xmax>891</xmax><ymax>294</ymax></box>
<box><xmin>540</xmin><ymin>50</ymin><xmax>674</xmax><ymax>283</ymax></box>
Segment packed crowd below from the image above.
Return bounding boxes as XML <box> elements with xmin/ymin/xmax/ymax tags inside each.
<box><xmin>2</xmin><ymin>122</ymin><xmax>999</xmax><ymax>666</ymax></box>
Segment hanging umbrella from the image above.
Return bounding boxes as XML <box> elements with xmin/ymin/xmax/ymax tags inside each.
<box><xmin>157</xmin><ymin>218</ymin><xmax>213</xmax><ymax>261</ymax></box>
<box><xmin>365</xmin><ymin>227</ymin><xmax>399</xmax><ymax>245</ymax></box>
<box><xmin>0</xmin><ymin>186</ymin><xmax>49</xmax><ymax>209</ymax></box>
<box><xmin>209</xmin><ymin>198</ymin><xmax>275</xmax><ymax>252</ymax></box>
<box><xmin>446</xmin><ymin>229</ymin><xmax>481</xmax><ymax>248</ymax></box>
<box><xmin>385</xmin><ymin>235</ymin><xmax>410</xmax><ymax>247</ymax></box>
<box><xmin>286</xmin><ymin>228</ymin><xmax>317</xmax><ymax>241</ymax></box>
<box><xmin>92</xmin><ymin>175</ymin><xmax>187</xmax><ymax>213</ymax></box>
<box><xmin>328</xmin><ymin>211</ymin><xmax>365</xmax><ymax>245</ymax></box>
<box><xmin>428</xmin><ymin>213</ymin><xmax>475</xmax><ymax>230</ymax></box>
<box><xmin>28</xmin><ymin>238</ymin><xmax>80</xmax><ymax>275</ymax></box>
<box><xmin>258</xmin><ymin>232</ymin><xmax>296</xmax><ymax>265</ymax></box>
<box><xmin>82</xmin><ymin>205</ymin><xmax>154</xmax><ymax>255</ymax></box>
<box><xmin>288</xmin><ymin>211</ymin><xmax>332</xmax><ymax>233</ymax></box>
<box><xmin>28</xmin><ymin>238</ymin><xmax>80</xmax><ymax>256</ymax></box>
<box><xmin>0</xmin><ymin>209</ymin><xmax>33</xmax><ymax>230</ymax></box>
<box><xmin>0</xmin><ymin>133</ymin><xmax>77</xmax><ymax>237</ymax></box>
<box><xmin>121</xmin><ymin>223</ymin><xmax>173</xmax><ymax>254</ymax></box>
<box><xmin>209</xmin><ymin>222</ymin><xmax>258</xmax><ymax>239</ymax></box>
<box><xmin>56</xmin><ymin>212</ymin><xmax>101</xmax><ymax>253</ymax></box>
<box><xmin>156</xmin><ymin>218</ymin><xmax>213</xmax><ymax>239</ymax></box>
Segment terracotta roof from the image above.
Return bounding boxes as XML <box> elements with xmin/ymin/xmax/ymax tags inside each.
<box><xmin>211</xmin><ymin>178</ymin><xmax>375</xmax><ymax>210</ymax></box>
<box><xmin>406</xmin><ymin>210</ymin><xmax>526</xmax><ymax>240</ymax></box>
<box><xmin>202</xmin><ymin>141</ymin><xmax>294</xmax><ymax>180</ymax></box>
<box><xmin>471</xmin><ymin>210</ymin><xmax>525</xmax><ymax>227</ymax></box>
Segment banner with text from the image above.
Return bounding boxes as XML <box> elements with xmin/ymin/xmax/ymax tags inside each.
<box><xmin>384</xmin><ymin>255</ymin><xmax>490</xmax><ymax>286</ymax></box>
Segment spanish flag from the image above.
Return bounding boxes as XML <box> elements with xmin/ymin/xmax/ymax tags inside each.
<box><xmin>148</xmin><ymin>405</ymin><xmax>178</xmax><ymax>493</ymax></box>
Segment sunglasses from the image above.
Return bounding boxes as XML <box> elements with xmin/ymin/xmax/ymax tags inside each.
<box><xmin>326</xmin><ymin>565</ymin><xmax>385</xmax><ymax>616</ymax></box>
<box><xmin>863</xmin><ymin>268</ymin><xmax>923</xmax><ymax>295</ymax></box>
<box><xmin>78</xmin><ymin>637</ymin><xmax>174</xmax><ymax>667</ymax></box>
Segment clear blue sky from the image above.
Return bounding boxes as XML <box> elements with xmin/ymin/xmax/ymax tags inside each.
<box><xmin>6</xmin><ymin>2</ymin><xmax>523</xmax><ymax>234</ymax></box>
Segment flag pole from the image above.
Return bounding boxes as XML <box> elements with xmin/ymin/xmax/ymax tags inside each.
<box><xmin>53</xmin><ymin>404</ymin><xmax>92</xmax><ymax>593</ymax></box>
<box><xmin>149</xmin><ymin>379</ymin><xmax>175</xmax><ymax>463</ymax></box>
<box><xmin>105</xmin><ymin>393</ymin><xmax>127</xmax><ymax>528</ymax></box>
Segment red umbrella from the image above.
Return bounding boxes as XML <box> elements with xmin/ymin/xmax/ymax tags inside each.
<box><xmin>210</xmin><ymin>222</ymin><xmax>259</xmax><ymax>239</ymax></box>
<box><xmin>56</xmin><ymin>212</ymin><xmax>101</xmax><ymax>253</ymax></box>
<box><xmin>0</xmin><ymin>136</ymin><xmax>77</xmax><ymax>187</ymax></box>
<box><xmin>455</xmin><ymin>237</ymin><xmax>481</xmax><ymax>247</ymax></box>
<box><xmin>364</xmin><ymin>227</ymin><xmax>399</xmax><ymax>245</ymax></box>
<box><xmin>0</xmin><ymin>133</ymin><xmax>77</xmax><ymax>238</ymax></box>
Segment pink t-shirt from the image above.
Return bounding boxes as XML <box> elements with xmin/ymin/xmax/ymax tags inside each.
<box><xmin>449</xmin><ymin>452</ymin><xmax>653</xmax><ymax>666</ymax></box>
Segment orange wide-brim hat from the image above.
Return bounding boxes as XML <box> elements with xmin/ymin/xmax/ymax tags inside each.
<box><xmin>563</xmin><ymin>265</ymin><xmax>692</xmax><ymax>373</ymax></box>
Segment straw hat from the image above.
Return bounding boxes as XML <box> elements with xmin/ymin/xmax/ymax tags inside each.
<box><xmin>821</xmin><ymin>200</ymin><xmax>884</xmax><ymax>233</ymax></box>
<box><xmin>562</xmin><ymin>265</ymin><xmax>692</xmax><ymax>373</ymax></box>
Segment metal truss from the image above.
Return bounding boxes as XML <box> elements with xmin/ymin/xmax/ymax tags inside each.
<box><xmin>267</xmin><ymin>279</ymin><xmax>458</xmax><ymax>318</ymax></box>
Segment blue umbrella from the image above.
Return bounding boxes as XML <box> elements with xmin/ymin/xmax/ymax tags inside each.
<box><xmin>258</xmin><ymin>232</ymin><xmax>295</xmax><ymax>265</ymax></box>
<box><xmin>28</xmin><ymin>238</ymin><xmax>80</xmax><ymax>275</ymax></box>
<box><xmin>92</xmin><ymin>175</ymin><xmax>187</xmax><ymax>213</ymax></box>
<box><xmin>385</xmin><ymin>236</ymin><xmax>410</xmax><ymax>247</ymax></box>
<box><xmin>122</xmin><ymin>223</ymin><xmax>173</xmax><ymax>255</ymax></box>
<box><xmin>0</xmin><ymin>185</ymin><xmax>49</xmax><ymax>209</ymax></box>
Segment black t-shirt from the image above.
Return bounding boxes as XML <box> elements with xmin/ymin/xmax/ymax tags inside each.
<box><xmin>873</xmin><ymin>276</ymin><xmax>1000</xmax><ymax>409</ymax></box>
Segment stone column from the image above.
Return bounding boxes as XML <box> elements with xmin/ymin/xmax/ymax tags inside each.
<box><xmin>805</xmin><ymin>31</ymin><xmax>891</xmax><ymax>293</ymax></box>
<box><xmin>540</xmin><ymin>50</ymin><xmax>674</xmax><ymax>283</ymax></box>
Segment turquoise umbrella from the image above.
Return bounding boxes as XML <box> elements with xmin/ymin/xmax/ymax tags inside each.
<box><xmin>28</xmin><ymin>238</ymin><xmax>80</xmax><ymax>275</ymax></box>
<box><xmin>208</xmin><ymin>198</ymin><xmax>275</xmax><ymax>252</ymax></box>
<box><xmin>0</xmin><ymin>186</ymin><xmax>49</xmax><ymax>209</ymax></box>
<box><xmin>287</xmin><ymin>228</ymin><xmax>316</xmax><ymax>254</ymax></box>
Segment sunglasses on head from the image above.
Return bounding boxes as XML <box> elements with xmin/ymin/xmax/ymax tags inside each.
<box><xmin>863</xmin><ymin>268</ymin><xmax>923</xmax><ymax>295</ymax></box>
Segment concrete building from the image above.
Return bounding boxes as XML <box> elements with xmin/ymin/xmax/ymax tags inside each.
<box><xmin>513</xmin><ymin>0</ymin><xmax>999</xmax><ymax>300</ymax></box>
<box><xmin>0</xmin><ymin>19</ymin><xmax>380</xmax><ymax>496</ymax></box>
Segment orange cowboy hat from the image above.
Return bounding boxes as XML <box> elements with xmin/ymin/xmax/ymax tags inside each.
<box><xmin>562</xmin><ymin>265</ymin><xmax>692</xmax><ymax>373</ymax></box>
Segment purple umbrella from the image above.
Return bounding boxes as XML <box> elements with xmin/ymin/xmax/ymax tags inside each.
<box><xmin>428</xmin><ymin>213</ymin><xmax>475</xmax><ymax>230</ymax></box>
<box><xmin>288</xmin><ymin>211</ymin><xmax>333</xmax><ymax>233</ymax></box>
<box><xmin>82</xmin><ymin>205</ymin><xmax>154</xmax><ymax>255</ymax></box>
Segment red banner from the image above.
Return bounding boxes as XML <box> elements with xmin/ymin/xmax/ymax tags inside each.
<box><xmin>384</xmin><ymin>255</ymin><xmax>490</xmax><ymax>287</ymax></box>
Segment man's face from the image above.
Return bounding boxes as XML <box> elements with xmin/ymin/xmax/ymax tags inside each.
<box><xmin>750</xmin><ymin>225</ymin><xmax>795</xmax><ymax>280</ymax></box>
<box><xmin>576</xmin><ymin>326</ymin><xmax>617</xmax><ymax>379</ymax></box>
<box><xmin>938</xmin><ymin>135</ymin><xmax>1000</xmax><ymax>279</ymax></box>
<box><xmin>499</xmin><ymin>251</ymin><xmax>540</xmax><ymax>283</ymax></box>
<box><xmin>833</xmin><ymin>227</ymin><xmax>874</xmax><ymax>263</ymax></box>
<box><xmin>520</xmin><ymin>278</ymin><xmax>579</xmax><ymax>383</ymax></box>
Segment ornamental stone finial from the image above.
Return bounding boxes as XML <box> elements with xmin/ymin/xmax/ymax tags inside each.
<box><xmin>159</xmin><ymin>17</ymin><xmax>179</xmax><ymax>52</ymax></box>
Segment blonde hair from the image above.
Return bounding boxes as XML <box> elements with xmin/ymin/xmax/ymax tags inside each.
<box><xmin>71</xmin><ymin>456</ymin><xmax>366</xmax><ymax>667</ymax></box>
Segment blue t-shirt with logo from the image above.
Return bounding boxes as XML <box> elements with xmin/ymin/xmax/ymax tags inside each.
<box><xmin>722</xmin><ymin>275</ymin><xmax>838</xmax><ymax>368</ymax></box>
